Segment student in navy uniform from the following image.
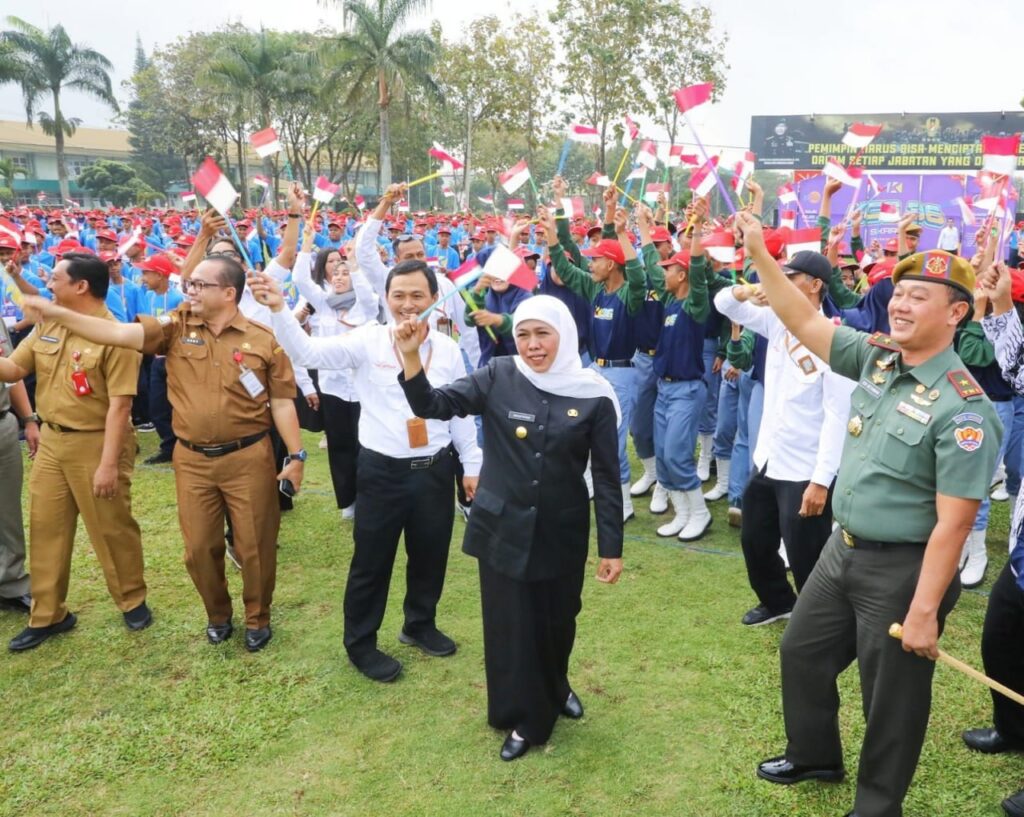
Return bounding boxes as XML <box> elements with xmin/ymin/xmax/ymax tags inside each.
<box><xmin>395</xmin><ymin>294</ymin><xmax>623</xmax><ymax>761</ymax></box>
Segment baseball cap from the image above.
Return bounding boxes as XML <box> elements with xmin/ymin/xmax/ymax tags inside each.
<box><xmin>581</xmin><ymin>239</ymin><xmax>626</xmax><ymax>266</ymax></box>
<box><xmin>658</xmin><ymin>251</ymin><xmax>690</xmax><ymax>270</ymax></box>
<box><xmin>136</xmin><ymin>254</ymin><xmax>177</xmax><ymax>277</ymax></box>
<box><xmin>782</xmin><ymin>250</ymin><xmax>832</xmax><ymax>283</ymax></box>
<box><xmin>650</xmin><ymin>226</ymin><xmax>672</xmax><ymax>243</ymax></box>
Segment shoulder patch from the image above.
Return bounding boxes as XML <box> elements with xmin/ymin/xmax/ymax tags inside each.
<box><xmin>867</xmin><ymin>332</ymin><xmax>901</xmax><ymax>352</ymax></box>
<box><xmin>947</xmin><ymin>369</ymin><xmax>984</xmax><ymax>400</ymax></box>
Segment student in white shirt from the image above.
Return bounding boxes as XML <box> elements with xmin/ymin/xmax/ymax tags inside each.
<box><xmin>249</xmin><ymin>259</ymin><xmax>482</xmax><ymax>683</ymax></box>
<box><xmin>715</xmin><ymin>251</ymin><xmax>855</xmax><ymax>627</ymax></box>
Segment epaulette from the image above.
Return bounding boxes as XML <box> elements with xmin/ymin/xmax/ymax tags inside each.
<box><xmin>947</xmin><ymin>369</ymin><xmax>984</xmax><ymax>400</ymax></box>
<box><xmin>867</xmin><ymin>332</ymin><xmax>900</xmax><ymax>352</ymax></box>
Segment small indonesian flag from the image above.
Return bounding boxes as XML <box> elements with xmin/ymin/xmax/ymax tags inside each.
<box><xmin>636</xmin><ymin>140</ymin><xmax>658</xmax><ymax>171</ymax></box>
<box><xmin>568</xmin><ymin>123</ymin><xmax>601</xmax><ymax>145</ymax></box>
<box><xmin>823</xmin><ymin>157</ymin><xmax>863</xmax><ymax>188</ymax></box>
<box><xmin>181</xmin><ymin>191</ymin><xmax>197</xmax><ymax>203</ymax></box>
<box><xmin>688</xmin><ymin>156</ymin><xmax>719</xmax><ymax>198</ymax></box>
<box><xmin>429</xmin><ymin>142</ymin><xmax>464</xmax><ymax>172</ymax></box>
<box><xmin>506</xmin><ymin>199</ymin><xmax>525</xmax><ymax>211</ymax></box>
<box><xmin>842</xmin><ymin>123</ymin><xmax>883</xmax><ymax>149</ymax></box>
<box><xmin>192</xmin><ymin>157</ymin><xmax>238</xmax><ymax>215</ymax></box>
<box><xmin>878</xmin><ymin>202</ymin><xmax>899</xmax><ymax>223</ymax></box>
<box><xmin>499</xmin><ymin>159</ymin><xmax>531</xmax><ymax>195</ymax></box>
<box><xmin>118</xmin><ymin>226</ymin><xmax>144</xmax><ymax>257</ymax></box>
<box><xmin>865</xmin><ymin>173</ymin><xmax>885</xmax><ymax>196</ymax></box>
<box><xmin>954</xmin><ymin>196</ymin><xmax>976</xmax><ymax>226</ymax></box>
<box><xmin>777</xmin><ymin>183</ymin><xmax>798</xmax><ymax>204</ymax></box>
<box><xmin>313</xmin><ymin>176</ymin><xmax>339</xmax><ymax>204</ymax></box>
<box><xmin>478</xmin><ymin>194</ymin><xmax>494</xmax><ymax>206</ymax></box>
<box><xmin>644</xmin><ymin>183</ymin><xmax>670</xmax><ymax>203</ymax></box>
<box><xmin>0</xmin><ymin>217</ymin><xmax>21</xmax><ymax>243</ymax></box>
<box><xmin>36</xmin><ymin>191</ymin><xmax>45</xmax><ymax>201</ymax></box>
<box><xmin>703</xmin><ymin>231</ymin><xmax>736</xmax><ymax>265</ymax></box>
<box><xmin>441</xmin><ymin>186</ymin><xmax>455</xmax><ymax>198</ymax></box>
<box><xmin>250</xmin><ymin>127</ymin><xmax>282</xmax><ymax>158</ymax></box>
<box><xmin>447</xmin><ymin>257</ymin><xmax>484</xmax><ymax>289</ymax></box>
<box><xmin>560</xmin><ymin>197</ymin><xmax>585</xmax><ymax>218</ymax></box>
<box><xmin>981</xmin><ymin>134</ymin><xmax>1021</xmax><ymax>176</ymax></box>
<box><xmin>586</xmin><ymin>172</ymin><xmax>611</xmax><ymax>187</ymax></box>
<box><xmin>672</xmin><ymin>82</ymin><xmax>714</xmax><ymax>114</ymax></box>
<box><xmin>252</xmin><ymin>174</ymin><xmax>270</xmax><ymax>188</ymax></box>
<box><xmin>482</xmin><ymin>243</ymin><xmax>538</xmax><ymax>291</ymax></box>
<box><xmin>779</xmin><ymin>210</ymin><xmax>796</xmax><ymax>230</ymax></box>
<box><xmin>626</xmin><ymin>166</ymin><xmax>647</xmax><ymax>182</ymax></box>
<box><xmin>659</xmin><ymin>144</ymin><xmax>692</xmax><ymax>168</ymax></box>
<box><xmin>397</xmin><ymin>199</ymin><xmax>410</xmax><ymax>213</ymax></box>
<box><xmin>622</xmin><ymin>115</ymin><xmax>640</xmax><ymax>148</ymax></box>
<box><xmin>731</xmin><ymin>151</ymin><xmax>756</xmax><ymax>194</ymax></box>
<box><xmin>785</xmin><ymin>227</ymin><xmax>821</xmax><ymax>258</ymax></box>
<box><xmin>354</xmin><ymin>195</ymin><xmax>366</xmax><ymax>210</ymax></box>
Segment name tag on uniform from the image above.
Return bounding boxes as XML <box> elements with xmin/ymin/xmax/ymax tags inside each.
<box><xmin>859</xmin><ymin>378</ymin><xmax>882</xmax><ymax>398</ymax></box>
<box><xmin>896</xmin><ymin>401</ymin><xmax>932</xmax><ymax>425</ymax></box>
<box><xmin>239</xmin><ymin>368</ymin><xmax>266</xmax><ymax>399</ymax></box>
<box><xmin>39</xmin><ymin>335</ymin><xmax>60</xmax><ymax>343</ymax></box>
<box><xmin>182</xmin><ymin>336</ymin><xmax>205</xmax><ymax>346</ymax></box>
<box><xmin>508</xmin><ymin>411</ymin><xmax>536</xmax><ymax>423</ymax></box>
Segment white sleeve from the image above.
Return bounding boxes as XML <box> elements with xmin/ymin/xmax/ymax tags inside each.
<box><xmin>451</xmin><ymin>413</ymin><xmax>482</xmax><ymax>476</ymax></box>
<box><xmin>350</xmin><ymin>266</ymin><xmax>381</xmax><ymax>323</ymax></box>
<box><xmin>293</xmin><ymin>364</ymin><xmax>317</xmax><ymax>397</ymax></box>
<box><xmin>269</xmin><ymin>306</ymin><xmax>365</xmax><ymax>371</ymax></box>
<box><xmin>292</xmin><ymin>252</ymin><xmax>330</xmax><ymax>312</ymax></box>
<box><xmin>714</xmin><ymin>286</ymin><xmax>776</xmax><ymax>339</ymax></box>
<box><xmin>264</xmin><ymin>258</ymin><xmax>291</xmax><ymax>284</ymax></box>
<box><xmin>354</xmin><ymin>218</ymin><xmax>390</xmax><ymax>295</ymax></box>
<box><xmin>812</xmin><ymin>370</ymin><xmax>856</xmax><ymax>487</ymax></box>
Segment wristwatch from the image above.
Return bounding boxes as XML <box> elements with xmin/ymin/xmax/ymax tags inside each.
<box><xmin>19</xmin><ymin>413</ymin><xmax>40</xmax><ymax>429</ymax></box>
<box><xmin>288</xmin><ymin>448</ymin><xmax>308</xmax><ymax>463</ymax></box>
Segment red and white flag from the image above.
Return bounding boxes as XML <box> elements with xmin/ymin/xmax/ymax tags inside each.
<box><xmin>180</xmin><ymin>191</ymin><xmax>197</xmax><ymax>204</ymax></box>
<box><xmin>118</xmin><ymin>226</ymin><xmax>144</xmax><ymax>257</ymax></box>
<box><xmin>636</xmin><ymin>140</ymin><xmax>659</xmax><ymax>171</ymax></box>
<box><xmin>779</xmin><ymin>210</ymin><xmax>796</xmax><ymax>230</ymax></box>
<box><xmin>499</xmin><ymin>160</ymin><xmax>531</xmax><ymax>195</ymax></box>
<box><xmin>478</xmin><ymin>194</ymin><xmax>494</xmax><ymax>206</ymax></box>
<box><xmin>191</xmin><ymin>157</ymin><xmax>238</xmax><ymax>215</ymax></box>
<box><xmin>250</xmin><ymin>127</ymin><xmax>282</xmax><ymax>158</ymax></box>
<box><xmin>397</xmin><ymin>199</ymin><xmax>410</xmax><ymax>213</ymax></box>
<box><xmin>823</xmin><ymin>157</ymin><xmax>863</xmax><ymax>188</ymax></box>
<box><xmin>644</xmin><ymin>183</ymin><xmax>670</xmax><ymax>203</ymax></box>
<box><xmin>482</xmin><ymin>244</ymin><xmax>538</xmax><ymax>291</ymax></box>
<box><xmin>777</xmin><ymin>183</ymin><xmax>798</xmax><ymax>204</ymax></box>
<box><xmin>953</xmin><ymin>196</ymin><xmax>976</xmax><ymax>226</ymax></box>
<box><xmin>658</xmin><ymin>144</ymin><xmax>690</xmax><ymax>168</ymax></box>
<box><xmin>313</xmin><ymin>176</ymin><xmax>339</xmax><ymax>204</ymax></box>
<box><xmin>568</xmin><ymin>123</ymin><xmax>601</xmax><ymax>145</ymax></box>
<box><xmin>0</xmin><ymin>217</ymin><xmax>21</xmax><ymax>243</ymax></box>
<box><xmin>703</xmin><ymin>231</ymin><xmax>736</xmax><ymax>264</ymax></box>
<box><xmin>429</xmin><ymin>142</ymin><xmax>464</xmax><ymax>172</ymax></box>
<box><xmin>785</xmin><ymin>227</ymin><xmax>821</xmax><ymax>258</ymax></box>
<box><xmin>586</xmin><ymin>171</ymin><xmax>612</xmax><ymax>187</ymax></box>
<box><xmin>672</xmin><ymin>82</ymin><xmax>714</xmax><ymax>114</ymax></box>
<box><xmin>560</xmin><ymin>197</ymin><xmax>585</xmax><ymax>218</ymax></box>
<box><xmin>354</xmin><ymin>195</ymin><xmax>366</xmax><ymax>210</ymax></box>
<box><xmin>688</xmin><ymin>156</ymin><xmax>719</xmax><ymax>198</ymax></box>
<box><xmin>252</xmin><ymin>174</ymin><xmax>270</xmax><ymax>188</ymax></box>
<box><xmin>622</xmin><ymin>115</ymin><xmax>640</xmax><ymax>149</ymax></box>
<box><xmin>731</xmin><ymin>151</ymin><xmax>756</xmax><ymax>194</ymax></box>
<box><xmin>878</xmin><ymin>202</ymin><xmax>899</xmax><ymax>223</ymax></box>
<box><xmin>626</xmin><ymin>166</ymin><xmax>647</xmax><ymax>182</ymax></box>
<box><xmin>447</xmin><ymin>257</ymin><xmax>483</xmax><ymax>290</ymax></box>
<box><xmin>842</xmin><ymin>123</ymin><xmax>883</xmax><ymax>149</ymax></box>
<box><xmin>441</xmin><ymin>186</ymin><xmax>455</xmax><ymax>198</ymax></box>
<box><xmin>506</xmin><ymin>199</ymin><xmax>525</xmax><ymax>211</ymax></box>
<box><xmin>981</xmin><ymin>134</ymin><xmax>1021</xmax><ymax>176</ymax></box>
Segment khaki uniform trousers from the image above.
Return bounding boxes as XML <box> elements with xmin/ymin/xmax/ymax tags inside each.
<box><xmin>172</xmin><ymin>435</ymin><xmax>279</xmax><ymax>629</ymax></box>
<box><xmin>28</xmin><ymin>425</ymin><xmax>146</xmax><ymax>627</ymax></box>
<box><xmin>0</xmin><ymin>412</ymin><xmax>30</xmax><ymax>598</ymax></box>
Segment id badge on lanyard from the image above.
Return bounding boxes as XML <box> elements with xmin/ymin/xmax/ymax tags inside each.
<box><xmin>71</xmin><ymin>350</ymin><xmax>92</xmax><ymax>396</ymax></box>
<box><xmin>234</xmin><ymin>349</ymin><xmax>266</xmax><ymax>399</ymax></box>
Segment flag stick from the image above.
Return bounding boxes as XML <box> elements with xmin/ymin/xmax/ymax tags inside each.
<box><xmin>407</xmin><ymin>170</ymin><xmax>443</xmax><ymax>189</ymax></box>
<box><xmin>458</xmin><ymin>289</ymin><xmax>497</xmax><ymax>342</ymax></box>
<box><xmin>662</xmin><ymin>166</ymin><xmax>672</xmax><ymax>228</ymax></box>
<box><xmin>791</xmin><ymin>179</ymin><xmax>813</xmax><ymax>229</ymax></box>
<box><xmin>682</xmin><ymin>111</ymin><xmax>737</xmax><ymax>216</ymax></box>
<box><xmin>226</xmin><ymin>220</ymin><xmax>255</xmax><ymax>270</ymax></box>
<box><xmin>613</xmin><ymin>184</ymin><xmax>641</xmax><ymax>205</ymax></box>
<box><xmin>611</xmin><ymin>145</ymin><xmax>633</xmax><ymax>187</ymax></box>
<box><xmin>419</xmin><ymin>269</ymin><xmax>484</xmax><ymax>321</ymax></box>
<box><xmin>528</xmin><ymin>176</ymin><xmax>541</xmax><ymax>204</ymax></box>
<box><xmin>555</xmin><ymin>139</ymin><xmax>572</xmax><ymax>177</ymax></box>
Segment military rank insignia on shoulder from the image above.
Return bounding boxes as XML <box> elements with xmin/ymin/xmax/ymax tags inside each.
<box><xmin>866</xmin><ymin>332</ymin><xmax>900</xmax><ymax>352</ymax></box>
<box><xmin>947</xmin><ymin>369</ymin><xmax>983</xmax><ymax>400</ymax></box>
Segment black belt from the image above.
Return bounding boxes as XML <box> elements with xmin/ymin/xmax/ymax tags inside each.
<box><xmin>841</xmin><ymin>529</ymin><xmax>924</xmax><ymax>551</ymax></box>
<box><xmin>363</xmin><ymin>445</ymin><xmax>452</xmax><ymax>471</ymax></box>
<box><xmin>660</xmin><ymin>376</ymin><xmax>696</xmax><ymax>383</ymax></box>
<box><xmin>594</xmin><ymin>358</ymin><xmax>633</xmax><ymax>368</ymax></box>
<box><xmin>44</xmin><ymin>421</ymin><xmax>93</xmax><ymax>433</ymax></box>
<box><xmin>178</xmin><ymin>431</ymin><xmax>268</xmax><ymax>458</ymax></box>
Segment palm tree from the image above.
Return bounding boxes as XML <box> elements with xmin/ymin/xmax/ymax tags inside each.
<box><xmin>334</xmin><ymin>0</ymin><xmax>441</xmax><ymax>189</ymax></box>
<box><xmin>0</xmin><ymin>17</ymin><xmax>118</xmax><ymax>203</ymax></box>
<box><xmin>0</xmin><ymin>157</ymin><xmax>27</xmax><ymax>194</ymax></box>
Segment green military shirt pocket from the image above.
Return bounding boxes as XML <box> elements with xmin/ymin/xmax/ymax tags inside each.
<box><xmin>878</xmin><ymin>422</ymin><xmax>927</xmax><ymax>476</ymax></box>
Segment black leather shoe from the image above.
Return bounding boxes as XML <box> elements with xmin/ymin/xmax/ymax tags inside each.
<box><xmin>963</xmin><ymin>727</ymin><xmax>1024</xmax><ymax>754</ymax></box>
<box><xmin>500</xmin><ymin>731</ymin><xmax>531</xmax><ymax>761</ymax></box>
<box><xmin>9</xmin><ymin>612</ymin><xmax>77</xmax><ymax>652</ymax></box>
<box><xmin>123</xmin><ymin>602</ymin><xmax>153</xmax><ymax>631</ymax></box>
<box><xmin>245</xmin><ymin>626</ymin><xmax>272</xmax><ymax>652</ymax></box>
<box><xmin>563</xmin><ymin>690</ymin><xmax>584</xmax><ymax>719</ymax></box>
<box><xmin>206</xmin><ymin>620</ymin><xmax>233</xmax><ymax>644</ymax></box>
<box><xmin>757</xmin><ymin>755</ymin><xmax>845</xmax><ymax>784</ymax></box>
<box><xmin>1003</xmin><ymin>788</ymin><xmax>1024</xmax><ymax>817</ymax></box>
<box><xmin>349</xmin><ymin>648</ymin><xmax>402</xmax><ymax>682</ymax></box>
<box><xmin>0</xmin><ymin>593</ymin><xmax>31</xmax><ymax>613</ymax></box>
<box><xmin>144</xmin><ymin>451</ymin><xmax>173</xmax><ymax>465</ymax></box>
<box><xmin>398</xmin><ymin>627</ymin><xmax>457</xmax><ymax>657</ymax></box>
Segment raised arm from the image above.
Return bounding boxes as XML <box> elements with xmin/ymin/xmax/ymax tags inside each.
<box><xmin>180</xmin><ymin>209</ymin><xmax>225</xmax><ymax>281</ymax></box>
<box><xmin>274</xmin><ymin>182</ymin><xmax>304</xmax><ymax>271</ymax></box>
<box><xmin>22</xmin><ymin>296</ymin><xmax>145</xmax><ymax>351</ymax></box>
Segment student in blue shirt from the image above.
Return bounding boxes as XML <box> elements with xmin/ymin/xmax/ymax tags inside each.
<box><xmin>435</xmin><ymin>227</ymin><xmax>461</xmax><ymax>270</ymax></box>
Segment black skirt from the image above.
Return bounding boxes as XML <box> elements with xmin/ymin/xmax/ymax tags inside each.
<box><xmin>478</xmin><ymin>560</ymin><xmax>586</xmax><ymax>744</ymax></box>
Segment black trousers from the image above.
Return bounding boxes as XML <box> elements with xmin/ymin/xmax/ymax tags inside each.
<box><xmin>982</xmin><ymin>559</ymin><xmax>1024</xmax><ymax>741</ymax></box>
<box><xmin>343</xmin><ymin>446</ymin><xmax>456</xmax><ymax>657</ymax></box>
<box><xmin>320</xmin><ymin>394</ymin><xmax>360</xmax><ymax>510</ymax></box>
<box><xmin>479</xmin><ymin>561</ymin><xmax>584</xmax><ymax>745</ymax></box>
<box><xmin>740</xmin><ymin>466</ymin><xmax>834</xmax><ymax>613</ymax></box>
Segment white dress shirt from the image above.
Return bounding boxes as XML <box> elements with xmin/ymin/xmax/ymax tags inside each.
<box><xmin>715</xmin><ymin>287</ymin><xmax>854</xmax><ymax>485</ymax></box>
<box><xmin>937</xmin><ymin>225</ymin><xmax>960</xmax><ymax>252</ymax></box>
<box><xmin>269</xmin><ymin>306</ymin><xmax>482</xmax><ymax>474</ymax></box>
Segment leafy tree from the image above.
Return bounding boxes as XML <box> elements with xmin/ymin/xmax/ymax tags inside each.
<box><xmin>0</xmin><ymin>16</ymin><xmax>118</xmax><ymax>202</ymax></box>
<box><xmin>0</xmin><ymin>157</ymin><xmax>27</xmax><ymax>189</ymax></box>
<box><xmin>77</xmin><ymin>159</ymin><xmax>160</xmax><ymax>206</ymax></box>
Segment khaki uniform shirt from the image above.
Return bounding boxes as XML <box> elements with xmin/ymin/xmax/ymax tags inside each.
<box><xmin>138</xmin><ymin>304</ymin><xmax>296</xmax><ymax>445</ymax></box>
<box><xmin>9</xmin><ymin>306</ymin><xmax>140</xmax><ymax>431</ymax></box>
<box><xmin>829</xmin><ymin>327</ymin><xmax>1002</xmax><ymax>543</ymax></box>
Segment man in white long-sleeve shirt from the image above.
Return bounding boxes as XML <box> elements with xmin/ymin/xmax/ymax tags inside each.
<box><xmin>715</xmin><ymin>251</ymin><xmax>855</xmax><ymax>627</ymax></box>
<box><xmin>251</xmin><ymin>259</ymin><xmax>482</xmax><ymax>683</ymax></box>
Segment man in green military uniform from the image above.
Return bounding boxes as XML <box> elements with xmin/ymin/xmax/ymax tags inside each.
<box><xmin>734</xmin><ymin>211</ymin><xmax>1002</xmax><ymax>817</ymax></box>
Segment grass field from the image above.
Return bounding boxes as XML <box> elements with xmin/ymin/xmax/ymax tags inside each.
<box><xmin>1</xmin><ymin>431</ymin><xmax>1018</xmax><ymax>817</ymax></box>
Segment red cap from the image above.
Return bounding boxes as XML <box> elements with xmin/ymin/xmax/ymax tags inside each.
<box><xmin>581</xmin><ymin>238</ymin><xmax>626</xmax><ymax>266</ymax></box>
<box><xmin>586</xmin><ymin>223</ymin><xmax>602</xmax><ymax>236</ymax></box>
<box><xmin>0</xmin><ymin>234</ymin><xmax>19</xmax><ymax>251</ymax></box>
<box><xmin>658</xmin><ymin>251</ymin><xmax>691</xmax><ymax>269</ymax></box>
<box><xmin>762</xmin><ymin>228</ymin><xmax>786</xmax><ymax>260</ymax></box>
<box><xmin>1011</xmin><ymin>267</ymin><xmax>1024</xmax><ymax>303</ymax></box>
<box><xmin>884</xmin><ymin>238</ymin><xmax>898</xmax><ymax>252</ymax></box>
<box><xmin>867</xmin><ymin>256</ymin><xmax>898</xmax><ymax>286</ymax></box>
<box><xmin>650</xmin><ymin>226</ymin><xmax>672</xmax><ymax>243</ymax></box>
<box><xmin>53</xmin><ymin>239</ymin><xmax>89</xmax><ymax>257</ymax></box>
<box><xmin>136</xmin><ymin>254</ymin><xmax>177</xmax><ymax>277</ymax></box>
<box><xmin>437</xmin><ymin>227</ymin><xmax>451</xmax><ymax>235</ymax></box>
<box><xmin>99</xmin><ymin>250</ymin><xmax>120</xmax><ymax>263</ymax></box>
<box><xmin>95</xmin><ymin>229</ymin><xmax>118</xmax><ymax>244</ymax></box>
<box><xmin>471</xmin><ymin>232</ymin><xmax>486</xmax><ymax>241</ymax></box>
<box><xmin>175</xmin><ymin>234</ymin><xmax>196</xmax><ymax>247</ymax></box>
<box><xmin>515</xmin><ymin>245</ymin><xmax>540</xmax><ymax>260</ymax></box>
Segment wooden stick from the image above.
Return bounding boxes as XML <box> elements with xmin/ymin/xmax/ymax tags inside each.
<box><xmin>407</xmin><ymin>170</ymin><xmax>443</xmax><ymax>188</ymax></box>
<box><xmin>888</xmin><ymin>623</ymin><xmax>1024</xmax><ymax>706</ymax></box>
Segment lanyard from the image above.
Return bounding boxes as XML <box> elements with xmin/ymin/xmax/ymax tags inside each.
<box><xmin>391</xmin><ymin>334</ymin><xmax>433</xmax><ymax>376</ymax></box>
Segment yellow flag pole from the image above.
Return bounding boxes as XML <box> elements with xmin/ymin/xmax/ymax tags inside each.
<box><xmin>407</xmin><ymin>170</ymin><xmax>444</xmax><ymax>189</ymax></box>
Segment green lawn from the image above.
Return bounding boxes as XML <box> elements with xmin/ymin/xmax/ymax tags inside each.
<box><xmin>2</xmin><ymin>432</ymin><xmax>1017</xmax><ymax>817</ymax></box>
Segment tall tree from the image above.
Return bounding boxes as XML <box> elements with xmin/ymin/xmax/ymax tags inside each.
<box><xmin>0</xmin><ymin>16</ymin><xmax>119</xmax><ymax>202</ymax></box>
<box><xmin>333</xmin><ymin>0</ymin><xmax>441</xmax><ymax>190</ymax></box>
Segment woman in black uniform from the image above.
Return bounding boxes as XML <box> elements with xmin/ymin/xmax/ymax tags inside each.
<box><xmin>395</xmin><ymin>294</ymin><xmax>624</xmax><ymax>760</ymax></box>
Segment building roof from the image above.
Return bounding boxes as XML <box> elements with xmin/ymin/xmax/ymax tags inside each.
<box><xmin>0</xmin><ymin>119</ymin><xmax>130</xmax><ymax>156</ymax></box>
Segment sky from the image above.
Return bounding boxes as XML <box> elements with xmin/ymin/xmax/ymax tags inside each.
<box><xmin>3</xmin><ymin>0</ymin><xmax>1022</xmax><ymax>158</ymax></box>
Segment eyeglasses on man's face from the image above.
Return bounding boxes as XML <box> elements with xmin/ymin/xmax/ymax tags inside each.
<box><xmin>183</xmin><ymin>279</ymin><xmax>225</xmax><ymax>294</ymax></box>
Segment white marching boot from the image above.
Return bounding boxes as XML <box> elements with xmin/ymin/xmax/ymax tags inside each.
<box><xmin>678</xmin><ymin>489</ymin><xmax>713</xmax><ymax>542</ymax></box>
<box><xmin>630</xmin><ymin>457</ymin><xmax>658</xmax><ymax>497</ymax></box>
<box><xmin>703</xmin><ymin>458</ymin><xmax>731</xmax><ymax>501</ymax></box>
<box><xmin>960</xmin><ymin>529</ymin><xmax>988</xmax><ymax>589</ymax></box>
<box><xmin>696</xmin><ymin>434</ymin><xmax>713</xmax><ymax>482</ymax></box>
<box><xmin>621</xmin><ymin>483</ymin><xmax>635</xmax><ymax>523</ymax></box>
<box><xmin>657</xmin><ymin>491</ymin><xmax>689</xmax><ymax>537</ymax></box>
<box><xmin>650</xmin><ymin>482</ymin><xmax>669</xmax><ymax>514</ymax></box>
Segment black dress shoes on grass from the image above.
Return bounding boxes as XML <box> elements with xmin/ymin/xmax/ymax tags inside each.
<box><xmin>962</xmin><ymin>727</ymin><xmax>1024</xmax><ymax>754</ymax></box>
<box><xmin>9</xmin><ymin>612</ymin><xmax>77</xmax><ymax>652</ymax></box>
<box><xmin>756</xmin><ymin>755</ymin><xmax>845</xmax><ymax>784</ymax></box>
<box><xmin>398</xmin><ymin>627</ymin><xmax>456</xmax><ymax>657</ymax></box>
<box><xmin>206</xmin><ymin>620</ymin><xmax>234</xmax><ymax>644</ymax></box>
<box><xmin>563</xmin><ymin>691</ymin><xmax>584</xmax><ymax>719</ymax></box>
<box><xmin>350</xmin><ymin>648</ymin><xmax>403</xmax><ymax>682</ymax></box>
<box><xmin>245</xmin><ymin>626</ymin><xmax>272</xmax><ymax>652</ymax></box>
<box><xmin>500</xmin><ymin>731</ymin><xmax>531</xmax><ymax>761</ymax></box>
<box><xmin>123</xmin><ymin>602</ymin><xmax>153</xmax><ymax>631</ymax></box>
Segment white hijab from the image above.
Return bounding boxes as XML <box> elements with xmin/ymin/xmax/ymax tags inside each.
<box><xmin>512</xmin><ymin>295</ymin><xmax>622</xmax><ymax>423</ymax></box>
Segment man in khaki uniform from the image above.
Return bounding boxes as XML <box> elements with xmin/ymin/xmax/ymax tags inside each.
<box><xmin>0</xmin><ymin>253</ymin><xmax>150</xmax><ymax>652</ymax></box>
<box><xmin>25</xmin><ymin>254</ymin><xmax>304</xmax><ymax>652</ymax></box>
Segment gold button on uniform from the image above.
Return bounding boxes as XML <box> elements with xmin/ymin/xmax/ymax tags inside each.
<box><xmin>515</xmin><ymin>426</ymin><xmax>527</xmax><ymax>439</ymax></box>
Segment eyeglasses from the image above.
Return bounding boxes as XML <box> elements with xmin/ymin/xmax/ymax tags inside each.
<box><xmin>182</xmin><ymin>279</ymin><xmax>225</xmax><ymax>293</ymax></box>
<box><xmin>207</xmin><ymin>250</ymin><xmax>241</xmax><ymax>261</ymax></box>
